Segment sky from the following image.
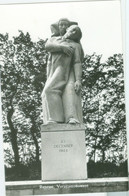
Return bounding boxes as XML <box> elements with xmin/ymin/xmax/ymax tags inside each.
<box><xmin>0</xmin><ymin>0</ymin><xmax>123</xmax><ymax>62</ymax></box>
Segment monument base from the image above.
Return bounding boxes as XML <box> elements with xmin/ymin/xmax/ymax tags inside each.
<box><xmin>41</xmin><ymin>124</ymin><xmax>87</xmax><ymax>181</ymax></box>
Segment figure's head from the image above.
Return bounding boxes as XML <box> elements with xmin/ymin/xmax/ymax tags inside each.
<box><xmin>50</xmin><ymin>18</ymin><xmax>78</xmax><ymax>37</ymax></box>
<box><xmin>58</xmin><ymin>18</ymin><xmax>70</xmax><ymax>36</ymax></box>
<box><xmin>64</xmin><ymin>25</ymin><xmax>82</xmax><ymax>42</ymax></box>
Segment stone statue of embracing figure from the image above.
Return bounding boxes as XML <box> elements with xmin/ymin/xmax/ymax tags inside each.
<box><xmin>42</xmin><ymin>18</ymin><xmax>84</xmax><ymax>124</ymax></box>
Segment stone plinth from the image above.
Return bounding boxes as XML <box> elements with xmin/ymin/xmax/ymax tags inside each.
<box><xmin>6</xmin><ymin>178</ymin><xmax>129</xmax><ymax>196</ymax></box>
<box><xmin>41</xmin><ymin>124</ymin><xmax>87</xmax><ymax>181</ymax></box>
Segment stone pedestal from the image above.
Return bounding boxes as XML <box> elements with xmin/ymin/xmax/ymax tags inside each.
<box><xmin>41</xmin><ymin>124</ymin><xmax>87</xmax><ymax>181</ymax></box>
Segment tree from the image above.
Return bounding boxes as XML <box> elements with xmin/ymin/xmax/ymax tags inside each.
<box><xmin>82</xmin><ymin>53</ymin><xmax>126</xmax><ymax>164</ymax></box>
<box><xmin>0</xmin><ymin>31</ymin><xmax>48</xmax><ymax>166</ymax></box>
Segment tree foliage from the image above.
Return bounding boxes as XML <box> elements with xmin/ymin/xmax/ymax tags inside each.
<box><xmin>0</xmin><ymin>31</ymin><xmax>48</xmax><ymax>166</ymax></box>
<box><xmin>82</xmin><ymin>53</ymin><xmax>126</xmax><ymax>163</ymax></box>
<box><xmin>0</xmin><ymin>32</ymin><xmax>127</xmax><ymax>169</ymax></box>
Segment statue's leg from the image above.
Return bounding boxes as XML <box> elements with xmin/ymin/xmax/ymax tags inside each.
<box><xmin>63</xmin><ymin>69</ymin><xmax>83</xmax><ymax>123</ymax></box>
<box><xmin>63</xmin><ymin>81</ymin><xmax>79</xmax><ymax>123</ymax></box>
<box><xmin>42</xmin><ymin>66</ymin><xmax>67</xmax><ymax>123</ymax></box>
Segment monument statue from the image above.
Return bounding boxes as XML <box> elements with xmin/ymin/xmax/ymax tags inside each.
<box><xmin>41</xmin><ymin>19</ymin><xmax>87</xmax><ymax>181</ymax></box>
<box><xmin>42</xmin><ymin>18</ymin><xmax>84</xmax><ymax>124</ymax></box>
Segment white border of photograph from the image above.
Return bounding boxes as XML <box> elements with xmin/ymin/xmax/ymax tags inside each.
<box><xmin>0</xmin><ymin>0</ymin><xmax>128</xmax><ymax>196</ymax></box>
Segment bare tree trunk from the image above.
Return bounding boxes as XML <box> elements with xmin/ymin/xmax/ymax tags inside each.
<box><xmin>7</xmin><ymin>107</ymin><xmax>20</xmax><ymax>167</ymax></box>
<box><xmin>30</xmin><ymin>122</ymin><xmax>40</xmax><ymax>162</ymax></box>
<box><xmin>102</xmin><ymin>149</ymin><xmax>105</xmax><ymax>162</ymax></box>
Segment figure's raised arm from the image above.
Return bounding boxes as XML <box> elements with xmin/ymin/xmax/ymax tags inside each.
<box><xmin>45</xmin><ymin>38</ymin><xmax>62</xmax><ymax>52</ymax></box>
<box><xmin>45</xmin><ymin>37</ymin><xmax>74</xmax><ymax>56</ymax></box>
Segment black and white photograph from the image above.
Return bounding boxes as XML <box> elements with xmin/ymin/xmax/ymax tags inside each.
<box><xmin>0</xmin><ymin>0</ymin><xmax>128</xmax><ymax>195</ymax></box>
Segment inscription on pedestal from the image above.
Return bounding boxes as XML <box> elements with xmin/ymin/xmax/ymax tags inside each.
<box><xmin>41</xmin><ymin>124</ymin><xmax>87</xmax><ymax>181</ymax></box>
<box><xmin>54</xmin><ymin>140</ymin><xmax>73</xmax><ymax>152</ymax></box>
